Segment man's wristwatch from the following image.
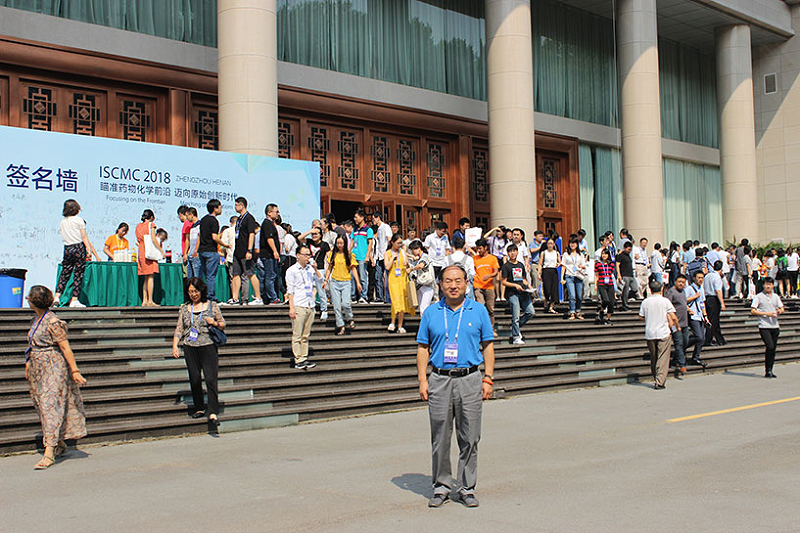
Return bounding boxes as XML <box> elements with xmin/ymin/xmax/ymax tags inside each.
<box><xmin>484</xmin><ymin>374</ymin><xmax>494</xmax><ymax>381</ymax></box>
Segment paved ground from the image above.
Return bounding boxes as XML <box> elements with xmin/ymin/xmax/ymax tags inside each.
<box><xmin>3</xmin><ymin>363</ymin><xmax>800</xmax><ymax>533</ymax></box>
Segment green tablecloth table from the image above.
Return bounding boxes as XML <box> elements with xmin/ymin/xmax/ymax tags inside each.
<box><xmin>56</xmin><ymin>262</ymin><xmax>232</xmax><ymax>307</ymax></box>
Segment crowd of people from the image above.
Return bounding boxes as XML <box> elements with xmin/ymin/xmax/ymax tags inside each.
<box><xmin>32</xmin><ymin>202</ymin><xmax>791</xmax><ymax>478</ymax></box>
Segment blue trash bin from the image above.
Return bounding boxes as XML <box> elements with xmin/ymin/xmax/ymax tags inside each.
<box><xmin>0</xmin><ymin>268</ymin><xmax>27</xmax><ymax>308</ymax></box>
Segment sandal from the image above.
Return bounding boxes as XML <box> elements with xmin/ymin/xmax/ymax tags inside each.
<box><xmin>54</xmin><ymin>442</ymin><xmax>67</xmax><ymax>458</ymax></box>
<box><xmin>576</xmin><ymin>313</ymin><xmax>585</xmax><ymax>320</ymax></box>
<box><xmin>336</xmin><ymin>327</ymin><xmax>346</xmax><ymax>336</ymax></box>
<box><xmin>568</xmin><ymin>313</ymin><xmax>575</xmax><ymax>320</ymax></box>
<box><xmin>34</xmin><ymin>455</ymin><xmax>55</xmax><ymax>470</ymax></box>
<box><xmin>347</xmin><ymin>321</ymin><xmax>356</xmax><ymax>330</ymax></box>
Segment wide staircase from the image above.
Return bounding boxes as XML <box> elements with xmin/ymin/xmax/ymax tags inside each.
<box><xmin>1</xmin><ymin>298</ymin><xmax>799</xmax><ymax>454</ymax></box>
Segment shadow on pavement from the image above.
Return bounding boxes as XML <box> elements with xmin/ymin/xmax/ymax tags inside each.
<box><xmin>723</xmin><ymin>369</ymin><xmax>765</xmax><ymax>379</ymax></box>
<box><xmin>391</xmin><ymin>473</ymin><xmax>431</xmax><ymax>499</ymax></box>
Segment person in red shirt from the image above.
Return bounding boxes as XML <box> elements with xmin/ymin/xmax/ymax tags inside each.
<box><xmin>178</xmin><ymin>205</ymin><xmax>192</xmax><ymax>269</ymax></box>
<box><xmin>595</xmin><ymin>248</ymin><xmax>615</xmax><ymax>324</ymax></box>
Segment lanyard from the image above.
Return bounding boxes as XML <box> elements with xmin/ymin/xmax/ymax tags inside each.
<box><xmin>443</xmin><ymin>303</ymin><xmax>465</xmax><ymax>344</ymax></box>
<box><xmin>190</xmin><ymin>304</ymin><xmax>204</xmax><ymax>327</ymax></box>
<box><xmin>28</xmin><ymin>310</ymin><xmax>49</xmax><ymax>347</ymax></box>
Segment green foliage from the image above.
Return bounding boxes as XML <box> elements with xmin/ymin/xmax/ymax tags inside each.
<box><xmin>725</xmin><ymin>239</ymin><xmax>798</xmax><ymax>257</ymax></box>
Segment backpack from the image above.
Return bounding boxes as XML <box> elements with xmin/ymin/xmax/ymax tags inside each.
<box><xmin>686</xmin><ymin>258</ymin><xmax>706</xmax><ymax>277</ymax></box>
<box><xmin>778</xmin><ymin>256</ymin><xmax>788</xmax><ymax>273</ymax></box>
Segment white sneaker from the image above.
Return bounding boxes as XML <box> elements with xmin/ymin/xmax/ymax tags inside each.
<box><xmin>358</xmin><ymin>297</ymin><xmax>368</xmax><ymax>304</ymax></box>
<box><xmin>248</xmin><ymin>298</ymin><xmax>264</xmax><ymax>306</ymax></box>
<box><xmin>222</xmin><ymin>299</ymin><xmax>239</xmax><ymax>306</ymax></box>
<box><xmin>387</xmin><ymin>323</ymin><xmax>396</xmax><ymax>332</ymax></box>
<box><xmin>397</xmin><ymin>327</ymin><xmax>407</xmax><ymax>334</ymax></box>
<box><xmin>320</xmin><ymin>311</ymin><xmax>328</xmax><ymax>320</ymax></box>
<box><xmin>512</xmin><ymin>337</ymin><xmax>525</xmax><ymax>345</ymax></box>
<box><xmin>68</xmin><ymin>300</ymin><xmax>86</xmax><ymax>308</ymax></box>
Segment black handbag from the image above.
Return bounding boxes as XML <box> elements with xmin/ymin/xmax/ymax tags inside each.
<box><xmin>207</xmin><ymin>302</ymin><xmax>227</xmax><ymax>347</ymax></box>
<box><xmin>208</xmin><ymin>325</ymin><xmax>227</xmax><ymax>347</ymax></box>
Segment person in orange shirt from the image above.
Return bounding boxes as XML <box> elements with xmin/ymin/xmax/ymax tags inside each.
<box><xmin>472</xmin><ymin>238</ymin><xmax>500</xmax><ymax>331</ymax></box>
<box><xmin>103</xmin><ymin>223</ymin><xmax>130</xmax><ymax>261</ymax></box>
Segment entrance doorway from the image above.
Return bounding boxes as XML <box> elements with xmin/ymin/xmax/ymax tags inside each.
<box><xmin>534</xmin><ymin>135</ymin><xmax>579</xmax><ymax>240</ymax></box>
<box><xmin>329</xmin><ymin>200</ymin><xmax>362</xmax><ymax>224</ymax></box>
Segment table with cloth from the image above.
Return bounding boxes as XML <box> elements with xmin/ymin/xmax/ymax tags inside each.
<box><xmin>55</xmin><ymin>262</ymin><xmax>233</xmax><ymax>307</ymax></box>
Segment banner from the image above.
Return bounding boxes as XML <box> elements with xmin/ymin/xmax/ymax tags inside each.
<box><xmin>0</xmin><ymin>126</ymin><xmax>320</xmax><ymax>294</ymax></box>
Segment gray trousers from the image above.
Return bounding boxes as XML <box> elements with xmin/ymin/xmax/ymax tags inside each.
<box><xmin>428</xmin><ymin>371</ymin><xmax>482</xmax><ymax>496</ymax></box>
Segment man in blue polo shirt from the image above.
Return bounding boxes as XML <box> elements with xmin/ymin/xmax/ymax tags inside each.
<box><xmin>416</xmin><ymin>264</ymin><xmax>495</xmax><ymax>509</ymax></box>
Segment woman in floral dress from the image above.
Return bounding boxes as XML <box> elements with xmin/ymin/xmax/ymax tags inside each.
<box><xmin>25</xmin><ymin>285</ymin><xmax>87</xmax><ymax>469</ymax></box>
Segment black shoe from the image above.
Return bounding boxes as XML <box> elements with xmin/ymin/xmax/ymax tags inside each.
<box><xmin>654</xmin><ymin>384</ymin><xmax>666</xmax><ymax>390</ymax></box>
<box><xmin>766</xmin><ymin>371</ymin><xmax>777</xmax><ymax>378</ymax></box>
<box><xmin>295</xmin><ymin>361</ymin><xmax>307</xmax><ymax>370</ymax></box>
<box><xmin>191</xmin><ymin>411</ymin><xmax>205</xmax><ymax>419</ymax></box>
<box><xmin>691</xmin><ymin>358</ymin><xmax>707</xmax><ymax>368</ymax></box>
<box><xmin>428</xmin><ymin>493</ymin><xmax>449</xmax><ymax>508</ymax></box>
<box><xmin>304</xmin><ymin>361</ymin><xmax>317</xmax><ymax>370</ymax></box>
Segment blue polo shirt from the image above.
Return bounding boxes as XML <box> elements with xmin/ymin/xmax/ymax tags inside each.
<box><xmin>416</xmin><ymin>297</ymin><xmax>493</xmax><ymax>369</ymax></box>
<box><xmin>684</xmin><ymin>282</ymin><xmax>705</xmax><ymax>321</ymax></box>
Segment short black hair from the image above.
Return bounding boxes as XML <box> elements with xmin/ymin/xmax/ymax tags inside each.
<box><xmin>235</xmin><ymin>196</ymin><xmax>248</xmax><ymax>207</ymax></box>
<box><xmin>187</xmin><ymin>207</ymin><xmax>198</xmax><ymax>217</ymax></box>
<box><xmin>763</xmin><ymin>276</ymin><xmax>775</xmax><ymax>285</ymax></box>
<box><xmin>265</xmin><ymin>203</ymin><xmax>278</xmax><ymax>216</ymax></box>
<box><xmin>372</xmin><ymin>211</ymin><xmax>383</xmax><ymax>220</ymax></box>
<box><xmin>296</xmin><ymin>244</ymin><xmax>310</xmax><ymax>256</ymax></box>
<box><xmin>458</xmin><ymin>217</ymin><xmax>470</xmax><ymax>226</ymax></box>
<box><xmin>185</xmin><ymin>277</ymin><xmax>208</xmax><ymax>303</ymax></box>
<box><xmin>623</xmin><ymin>241</ymin><xmax>633</xmax><ymax>249</ymax></box>
<box><xmin>506</xmin><ymin>243</ymin><xmax>518</xmax><ymax>253</ymax></box>
<box><xmin>207</xmin><ymin>199</ymin><xmax>221</xmax><ymax>213</ymax></box>
<box><xmin>177</xmin><ymin>205</ymin><xmax>188</xmax><ymax>215</ymax></box>
<box><xmin>117</xmin><ymin>222</ymin><xmax>129</xmax><ymax>232</ymax></box>
<box><xmin>141</xmin><ymin>209</ymin><xmax>155</xmax><ymax>222</ymax></box>
<box><xmin>156</xmin><ymin>228</ymin><xmax>168</xmax><ymax>239</ymax></box>
<box><xmin>577</xmin><ymin>229</ymin><xmax>586</xmax><ymax>236</ymax></box>
<box><xmin>62</xmin><ymin>199</ymin><xmax>80</xmax><ymax>217</ymax></box>
<box><xmin>713</xmin><ymin>260</ymin><xmax>723</xmax><ymax>271</ymax></box>
<box><xmin>408</xmin><ymin>240</ymin><xmax>423</xmax><ymax>251</ymax></box>
<box><xmin>675</xmin><ymin>274</ymin><xmax>687</xmax><ymax>281</ymax></box>
<box><xmin>475</xmin><ymin>238</ymin><xmax>488</xmax><ymax>248</ymax></box>
<box><xmin>452</xmin><ymin>236</ymin><xmax>465</xmax><ymax>250</ymax></box>
<box><xmin>435</xmin><ymin>221</ymin><xmax>448</xmax><ymax>230</ymax></box>
<box><xmin>27</xmin><ymin>285</ymin><xmax>54</xmax><ymax>309</ymax></box>
<box><xmin>534</xmin><ymin>230</ymin><xmax>544</xmax><ymax>237</ymax></box>
<box><xmin>711</xmin><ymin>242</ymin><xmax>719</xmax><ymax>249</ymax></box>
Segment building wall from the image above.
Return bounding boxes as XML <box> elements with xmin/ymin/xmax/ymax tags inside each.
<box><xmin>753</xmin><ymin>5</ymin><xmax>800</xmax><ymax>244</ymax></box>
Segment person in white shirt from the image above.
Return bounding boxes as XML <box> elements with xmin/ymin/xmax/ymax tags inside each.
<box><xmin>447</xmin><ymin>235</ymin><xmax>476</xmax><ymax>297</ymax></box>
<box><xmin>54</xmin><ymin>199</ymin><xmax>101</xmax><ymax>307</ymax></box>
<box><xmin>650</xmin><ymin>243</ymin><xmax>665</xmax><ymax>284</ymax></box>
<box><xmin>422</xmin><ymin>221</ymin><xmax>452</xmax><ymax>279</ymax></box>
<box><xmin>371</xmin><ymin>212</ymin><xmax>393</xmax><ymax>303</ymax></box>
<box><xmin>286</xmin><ymin>244</ymin><xmax>318</xmax><ymax>371</ymax></box>
<box><xmin>751</xmin><ymin>276</ymin><xmax>784</xmax><ymax>378</ymax></box>
<box><xmin>632</xmin><ymin>237</ymin><xmax>650</xmax><ymax>299</ymax></box>
<box><xmin>220</xmin><ymin>217</ymin><xmax>237</xmax><ymax>293</ymax></box>
<box><xmin>787</xmin><ymin>246</ymin><xmax>799</xmax><ymax>298</ymax></box>
<box><xmin>638</xmin><ymin>280</ymin><xmax>678</xmax><ymax>389</ymax></box>
<box><xmin>504</xmin><ymin>228</ymin><xmax>530</xmax><ymax>270</ymax></box>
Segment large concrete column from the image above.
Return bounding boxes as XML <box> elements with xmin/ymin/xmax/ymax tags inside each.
<box><xmin>716</xmin><ymin>24</ymin><xmax>758</xmax><ymax>244</ymax></box>
<box><xmin>486</xmin><ymin>0</ymin><xmax>537</xmax><ymax>238</ymax></box>
<box><xmin>617</xmin><ymin>0</ymin><xmax>664</xmax><ymax>244</ymax></box>
<box><xmin>217</xmin><ymin>0</ymin><xmax>278</xmax><ymax>156</ymax></box>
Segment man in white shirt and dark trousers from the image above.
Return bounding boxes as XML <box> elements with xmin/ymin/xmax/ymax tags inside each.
<box><xmin>703</xmin><ymin>260</ymin><xmax>727</xmax><ymax>346</ymax></box>
<box><xmin>639</xmin><ymin>280</ymin><xmax>678</xmax><ymax>389</ymax></box>
<box><xmin>751</xmin><ymin>276</ymin><xmax>784</xmax><ymax>378</ymax></box>
<box><xmin>286</xmin><ymin>244</ymin><xmax>317</xmax><ymax>370</ymax></box>
<box><xmin>372</xmin><ymin>211</ymin><xmax>393</xmax><ymax>303</ymax></box>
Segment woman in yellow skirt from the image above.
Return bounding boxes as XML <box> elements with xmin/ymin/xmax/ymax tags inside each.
<box><xmin>384</xmin><ymin>233</ymin><xmax>415</xmax><ymax>334</ymax></box>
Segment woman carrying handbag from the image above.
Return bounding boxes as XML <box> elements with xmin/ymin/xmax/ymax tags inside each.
<box><xmin>407</xmin><ymin>240</ymin><xmax>436</xmax><ymax>315</ymax></box>
<box><xmin>172</xmin><ymin>277</ymin><xmax>225</xmax><ymax>424</ymax></box>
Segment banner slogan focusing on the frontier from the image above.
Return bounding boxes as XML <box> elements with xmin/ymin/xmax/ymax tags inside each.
<box><xmin>0</xmin><ymin>126</ymin><xmax>320</xmax><ymax>296</ymax></box>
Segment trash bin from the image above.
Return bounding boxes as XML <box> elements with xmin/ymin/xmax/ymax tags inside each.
<box><xmin>0</xmin><ymin>268</ymin><xmax>27</xmax><ymax>308</ymax></box>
